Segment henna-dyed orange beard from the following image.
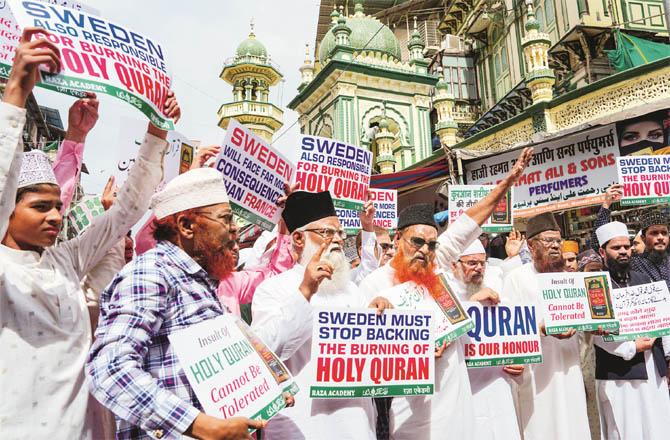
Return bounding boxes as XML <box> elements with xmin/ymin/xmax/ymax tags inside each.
<box><xmin>390</xmin><ymin>246</ymin><xmax>442</xmax><ymax>293</ymax></box>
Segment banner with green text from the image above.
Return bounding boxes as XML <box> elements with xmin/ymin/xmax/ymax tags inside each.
<box><xmin>309</xmin><ymin>307</ymin><xmax>434</xmax><ymax>399</ymax></box>
<box><xmin>169</xmin><ymin>315</ymin><xmax>298</xmax><ymax>429</ymax></box>
<box><xmin>537</xmin><ymin>272</ymin><xmax>619</xmax><ymax>334</ymax></box>
<box><xmin>7</xmin><ymin>0</ymin><xmax>174</xmax><ymax>129</ymax></box>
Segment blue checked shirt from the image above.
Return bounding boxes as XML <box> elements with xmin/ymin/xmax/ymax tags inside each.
<box><xmin>87</xmin><ymin>240</ymin><xmax>225</xmax><ymax>439</ymax></box>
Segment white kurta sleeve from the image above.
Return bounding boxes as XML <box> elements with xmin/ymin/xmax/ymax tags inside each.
<box><xmin>58</xmin><ymin>134</ymin><xmax>167</xmax><ymax>278</ymax></box>
<box><xmin>351</xmin><ymin>230</ymin><xmax>379</xmax><ymax>285</ymax></box>
<box><xmin>435</xmin><ymin>213</ymin><xmax>482</xmax><ymax>268</ymax></box>
<box><xmin>0</xmin><ymin>102</ymin><xmax>27</xmax><ymax>240</ymax></box>
<box><xmin>251</xmin><ymin>276</ymin><xmax>314</xmax><ymax>360</ymax></box>
<box><xmin>593</xmin><ymin>337</ymin><xmax>637</xmax><ymax>361</ymax></box>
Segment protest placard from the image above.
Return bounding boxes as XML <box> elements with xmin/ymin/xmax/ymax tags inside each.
<box><xmin>67</xmin><ymin>195</ymin><xmax>104</xmax><ymax>235</ymax></box>
<box><xmin>214</xmin><ymin>119</ymin><xmax>294</xmax><ymax>231</ymax></box>
<box><xmin>169</xmin><ymin>315</ymin><xmax>298</xmax><ymax>428</ymax></box>
<box><xmin>382</xmin><ymin>278</ymin><xmax>474</xmax><ymax>347</ymax></box>
<box><xmin>616</xmin><ymin>155</ymin><xmax>670</xmax><ymax>206</ymax></box>
<box><xmin>296</xmin><ymin>134</ymin><xmax>372</xmax><ymax>213</ymax></box>
<box><xmin>113</xmin><ymin>116</ymin><xmax>191</xmax><ymax>191</ymax></box>
<box><xmin>537</xmin><ymin>272</ymin><xmax>619</xmax><ymax>334</ymax></box>
<box><xmin>462</xmin><ymin>302</ymin><xmax>542</xmax><ymax>368</ymax></box>
<box><xmin>464</xmin><ymin>125</ymin><xmax>619</xmax><ymax>217</ymax></box>
<box><xmin>6</xmin><ymin>0</ymin><xmax>174</xmax><ymax>129</ymax></box>
<box><xmin>335</xmin><ymin>188</ymin><xmax>398</xmax><ymax>234</ymax></box>
<box><xmin>448</xmin><ymin>185</ymin><xmax>512</xmax><ymax>232</ymax></box>
<box><xmin>603</xmin><ymin>281</ymin><xmax>670</xmax><ymax>342</ymax></box>
<box><xmin>310</xmin><ymin>308</ymin><xmax>434</xmax><ymax>399</ymax></box>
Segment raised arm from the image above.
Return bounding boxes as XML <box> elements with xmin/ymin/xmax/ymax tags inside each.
<box><xmin>0</xmin><ymin>28</ymin><xmax>60</xmax><ymax>238</ymax></box>
<box><xmin>60</xmin><ymin>93</ymin><xmax>181</xmax><ymax>277</ymax></box>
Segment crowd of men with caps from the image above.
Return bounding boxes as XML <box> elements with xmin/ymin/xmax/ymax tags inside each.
<box><xmin>1</xmin><ymin>29</ymin><xmax>669</xmax><ymax>440</ymax></box>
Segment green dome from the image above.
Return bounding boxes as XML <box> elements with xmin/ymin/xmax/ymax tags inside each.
<box><xmin>319</xmin><ymin>15</ymin><xmax>402</xmax><ymax>64</ymax></box>
<box><xmin>236</xmin><ymin>32</ymin><xmax>267</xmax><ymax>60</ymax></box>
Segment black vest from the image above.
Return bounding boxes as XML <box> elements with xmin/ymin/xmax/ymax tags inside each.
<box><xmin>594</xmin><ymin>270</ymin><xmax>668</xmax><ymax>380</ymax></box>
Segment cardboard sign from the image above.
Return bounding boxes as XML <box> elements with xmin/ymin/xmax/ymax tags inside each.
<box><xmin>537</xmin><ymin>272</ymin><xmax>619</xmax><ymax>334</ymax></box>
<box><xmin>383</xmin><ymin>278</ymin><xmax>474</xmax><ymax>347</ymax></box>
<box><xmin>448</xmin><ymin>185</ymin><xmax>513</xmax><ymax>232</ymax></box>
<box><xmin>335</xmin><ymin>188</ymin><xmax>398</xmax><ymax>234</ymax></box>
<box><xmin>309</xmin><ymin>308</ymin><xmax>434</xmax><ymax>399</ymax></box>
<box><xmin>464</xmin><ymin>125</ymin><xmax>619</xmax><ymax>217</ymax></box>
<box><xmin>603</xmin><ymin>281</ymin><xmax>670</xmax><ymax>341</ymax></box>
<box><xmin>169</xmin><ymin>315</ymin><xmax>298</xmax><ymax>429</ymax></box>
<box><xmin>296</xmin><ymin>134</ymin><xmax>372</xmax><ymax>211</ymax></box>
<box><xmin>7</xmin><ymin>0</ymin><xmax>174</xmax><ymax>129</ymax></box>
<box><xmin>113</xmin><ymin>116</ymin><xmax>191</xmax><ymax>191</ymax></box>
<box><xmin>67</xmin><ymin>195</ymin><xmax>104</xmax><ymax>235</ymax></box>
<box><xmin>214</xmin><ymin>120</ymin><xmax>294</xmax><ymax>230</ymax></box>
<box><xmin>617</xmin><ymin>155</ymin><xmax>670</xmax><ymax>206</ymax></box>
<box><xmin>462</xmin><ymin>303</ymin><xmax>543</xmax><ymax>368</ymax></box>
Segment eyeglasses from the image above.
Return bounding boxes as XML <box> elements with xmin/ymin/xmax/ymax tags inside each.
<box><xmin>404</xmin><ymin>236</ymin><xmax>438</xmax><ymax>252</ymax></box>
<box><xmin>458</xmin><ymin>259</ymin><xmax>486</xmax><ymax>268</ymax></box>
<box><xmin>379</xmin><ymin>243</ymin><xmax>394</xmax><ymax>251</ymax></box>
<box><xmin>194</xmin><ymin>211</ymin><xmax>234</xmax><ymax>227</ymax></box>
<box><xmin>302</xmin><ymin>227</ymin><xmax>347</xmax><ymax>240</ymax></box>
<box><xmin>535</xmin><ymin>237</ymin><xmax>563</xmax><ymax>246</ymax></box>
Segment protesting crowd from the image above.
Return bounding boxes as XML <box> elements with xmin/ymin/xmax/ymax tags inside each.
<box><xmin>1</xmin><ymin>21</ymin><xmax>670</xmax><ymax>440</ymax></box>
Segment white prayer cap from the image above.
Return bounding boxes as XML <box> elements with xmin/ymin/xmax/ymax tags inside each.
<box><xmin>151</xmin><ymin>168</ymin><xmax>229</xmax><ymax>219</ymax></box>
<box><xmin>596</xmin><ymin>221</ymin><xmax>629</xmax><ymax>247</ymax></box>
<box><xmin>461</xmin><ymin>239</ymin><xmax>486</xmax><ymax>257</ymax></box>
<box><xmin>18</xmin><ymin>150</ymin><xmax>58</xmax><ymax>189</ymax></box>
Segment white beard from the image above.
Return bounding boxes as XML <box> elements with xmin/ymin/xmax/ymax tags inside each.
<box><xmin>301</xmin><ymin>238</ymin><xmax>351</xmax><ymax>294</ymax></box>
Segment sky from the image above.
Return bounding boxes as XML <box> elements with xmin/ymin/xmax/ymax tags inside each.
<box><xmin>33</xmin><ymin>0</ymin><xmax>320</xmax><ymax>194</ymax></box>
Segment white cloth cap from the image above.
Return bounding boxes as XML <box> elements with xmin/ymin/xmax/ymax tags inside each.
<box><xmin>461</xmin><ymin>239</ymin><xmax>486</xmax><ymax>257</ymax></box>
<box><xmin>151</xmin><ymin>168</ymin><xmax>229</xmax><ymax>219</ymax></box>
<box><xmin>596</xmin><ymin>221</ymin><xmax>629</xmax><ymax>246</ymax></box>
<box><xmin>18</xmin><ymin>150</ymin><xmax>58</xmax><ymax>188</ymax></box>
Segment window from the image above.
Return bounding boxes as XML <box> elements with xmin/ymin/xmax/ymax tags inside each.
<box><xmin>490</xmin><ymin>28</ymin><xmax>511</xmax><ymax>100</ymax></box>
<box><xmin>440</xmin><ymin>56</ymin><xmax>478</xmax><ymax>101</ymax></box>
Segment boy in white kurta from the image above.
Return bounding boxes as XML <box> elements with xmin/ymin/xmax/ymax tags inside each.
<box><xmin>0</xmin><ymin>30</ymin><xmax>176</xmax><ymax>439</ymax></box>
<box><xmin>252</xmin><ymin>191</ymin><xmax>391</xmax><ymax>440</ymax></box>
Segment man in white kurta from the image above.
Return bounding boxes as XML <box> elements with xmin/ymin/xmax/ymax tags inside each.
<box><xmin>252</xmin><ymin>191</ymin><xmax>389</xmax><ymax>440</ymax></box>
<box><xmin>592</xmin><ymin>221</ymin><xmax>670</xmax><ymax>440</ymax></box>
<box><xmin>502</xmin><ymin>212</ymin><xmax>591</xmax><ymax>440</ymax></box>
<box><xmin>0</xmin><ymin>35</ymin><xmax>173</xmax><ymax>439</ymax></box>
<box><xmin>445</xmin><ymin>239</ymin><xmax>522</xmax><ymax>440</ymax></box>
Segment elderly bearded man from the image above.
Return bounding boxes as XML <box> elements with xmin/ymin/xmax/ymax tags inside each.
<box><xmin>87</xmin><ymin>169</ymin><xmax>304</xmax><ymax>440</ymax></box>
<box><xmin>592</xmin><ymin>221</ymin><xmax>670</xmax><ymax>440</ymax></box>
<box><xmin>502</xmin><ymin>212</ymin><xmax>591</xmax><ymax>440</ymax></box>
<box><xmin>445</xmin><ymin>240</ymin><xmax>523</xmax><ymax>440</ymax></box>
<box><xmin>358</xmin><ymin>147</ymin><xmax>533</xmax><ymax>440</ymax></box>
<box><xmin>251</xmin><ymin>191</ymin><xmax>391</xmax><ymax>440</ymax></box>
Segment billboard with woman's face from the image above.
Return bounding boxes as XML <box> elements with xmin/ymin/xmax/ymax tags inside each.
<box><xmin>618</xmin><ymin>109</ymin><xmax>670</xmax><ymax>156</ymax></box>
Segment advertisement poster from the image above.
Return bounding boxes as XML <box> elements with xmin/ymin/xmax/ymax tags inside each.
<box><xmin>617</xmin><ymin>155</ymin><xmax>670</xmax><ymax>206</ymax></box>
<box><xmin>67</xmin><ymin>195</ymin><xmax>104</xmax><ymax>235</ymax></box>
<box><xmin>603</xmin><ymin>281</ymin><xmax>670</xmax><ymax>342</ymax></box>
<box><xmin>296</xmin><ymin>134</ymin><xmax>372</xmax><ymax>213</ymax></box>
<box><xmin>382</xmin><ymin>279</ymin><xmax>474</xmax><ymax>347</ymax></box>
<box><xmin>169</xmin><ymin>315</ymin><xmax>298</xmax><ymax>429</ymax></box>
<box><xmin>335</xmin><ymin>188</ymin><xmax>398</xmax><ymax>234</ymax></box>
<box><xmin>7</xmin><ymin>0</ymin><xmax>174</xmax><ymax>129</ymax></box>
<box><xmin>309</xmin><ymin>308</ymin><xmax>434</xmax><ymax>398</ymax></box>
<box><xmin>448</xmin><ymin>185</ymin><xmax>512</xmax><ymax>232</ymax></box>
<box><xmin>462</xmin><ymin>302</ymin><xmax>542</xmax><ymax>368</ymax></box>
<box><xmin>537</xmin><ymin>272</ymin><xmax>619</xmax><ymax>334</ymax></box>
<box><xmin>214</xmin><ymin>119</ymin><xmax>294</xmax><ymax>230</ymax></box>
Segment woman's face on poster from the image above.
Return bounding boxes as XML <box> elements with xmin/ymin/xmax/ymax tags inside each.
<box><xmin>620</xmin><ymin>120</ymin><xmax>664</xmax><ymax>147</ymax></box>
